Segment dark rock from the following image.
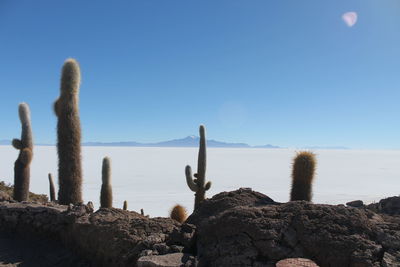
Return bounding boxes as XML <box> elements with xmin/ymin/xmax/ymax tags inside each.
<box><xmin>0</xmin><ymin>231</ymin><xmax>90</xmax><ymax>267</ymax></box>
<box><xmin>0</xmin><ymin>202</ymin><xmax>196</xmax><ymax>266</ymax></box>
<box><xmin>187</xmin><ymin>189</ymin><xmax>400</xmax><ymax>267</ymax></box>
<box><xmin>1</xmin><ymin>188</ymin><xmax>400</xmax><ymax>267</ymax></box>
<box><xmin>346</xmin><ymin>200</ymin><xmax>364</xmax><ymax>207</ymax></box>
<box><xmin>187</xmin><ymin>187</ymin><xmax>277</xmax><ymax>225</ymax></box>
<box><xmin>378</xmin><ymin>196</ymin><xmax>400</xmax><ymax>215</ymax></box>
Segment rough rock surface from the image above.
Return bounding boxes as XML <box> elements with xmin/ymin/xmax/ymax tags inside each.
<box><xmin>1</xmin><ymin>188</ymin><xmax>400</xmax><ymax>267</ymax></box>
<box><xmin>0</xmin><ymin>192</ymin><xmax>11</xmax><ymax>202</ymax></box>
<box><xmin>0</xmin><ymin>231</ymin><xmax>89</xmax><ymax>267</ymax></box>
<box><xmin>377</xmin><ymin>196</ymin><xmax>400</xmax><ymax>215</ymax></box>
<box><xmin>187</xmin><ymin>188</ymin><xmax>400</xmax><ymax>267</ymax></box>
<box><xmin>0</xmin><ymin>201</ymin><xmax>195</xmax><ymax>267</ymax></box>
<box><xmin>137</xmin><ymin>253</ymin><xmax>196</xmax><ymax>267</ymax></box>
<box><xmin>276</xmin><ymin>258</ymin><xmax>319</xmax><ymax>267</ymax></box>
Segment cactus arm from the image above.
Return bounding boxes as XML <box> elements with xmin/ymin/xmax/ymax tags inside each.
<box><xmin>185</xmin><ymin>165</ymin><xmax>198</xmax><ymax>192</ymax></box>
<box><xmin>12</xmin><ymin>139</ymin><xmax>22</xmax><ymax>150</ymax></box>
<box><xmin>53</xmin><ymin>99</ymin><xmax>60</xmax><ymax>117</ymax></box>
<box><xmin>205</xmin><ymin>181</ymin><xmax>211</xmax><ymax>191</ymax></box>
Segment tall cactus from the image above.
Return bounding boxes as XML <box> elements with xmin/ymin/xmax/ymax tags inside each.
<box><xmin>290</xmin><ymin>151</ymin><xmax>317</xmax><ymax>201</ymax></box>
<box><xmin>185</xmin><ymin>125</ymin><xmax>212</xmax><ymax>210</ymax></box>
<box><xmin>54</xmin><ymin>58</ymin><xmax>83</xmax><ymax>205</ymax></box>
<box><xmin>123</xmin><ymin>200</ymin><xmax>128</xmax><ymax>210</ymax></box>
<box><xmin>100</xmin><ymin>157</ymin><xmax>112</xmax><ymax>208</ymax></box>
<box><xmin>48</xmin><ymin>173</ymin><xmax>56</xmax><ymax>202</ymax></box>
<box><xmin>12</xmin><ymin>103</ymin><xmax>33</xmax><ymax>201</ymax></box>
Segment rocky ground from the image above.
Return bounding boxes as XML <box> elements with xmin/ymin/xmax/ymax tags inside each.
<box><xmin>0</xmin><ymin>184</ymin><xmax>399</xmax><ymax>267</ymax></box>
<box><xmin>0</xmin><ymin>182</ymin><xmax>47</xmax><ymax>203</ymax></box>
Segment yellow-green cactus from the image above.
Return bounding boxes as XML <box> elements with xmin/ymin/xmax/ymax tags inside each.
<box><xmin>170</xmin><ymin>204</ymin><xmax>188</xmax><ymax>223</ymax></box>
<box><xmin>290</xmin><ymin>151</ymin><xmax>317</xmax><ymax>201</ymax></box>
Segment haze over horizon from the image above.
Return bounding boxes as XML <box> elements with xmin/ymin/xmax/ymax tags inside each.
<box><xmin>1</xmin><ymin>1</ymin><xmax>399</xmax><ymax>149</ymax></box>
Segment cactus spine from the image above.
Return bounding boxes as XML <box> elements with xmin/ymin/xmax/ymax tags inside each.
<box><xmin>54</xmin><ymin>58</ymin><xmax>83</xmax><ymax>205</ymax></box>
<box><xmin>170</xmin><ymin>204</ymin><xmax>188</xmax><ymax>223</ymax></box>
<box><xmin>290</xmin><ymin>151</ymin><xmax>317</xmax><ymax>201</ymax></box>
<box><xmin>48</xmin><ymin>173</ymin><xmax>56</xmax><ymax>202</ymax></box>
<box><xmin>12</xmin><ymin>103</ymin><xmax>33</xmax><ymax>201</ymax></box>
<box><xmin>185</xmin><ymin>125</ymin><xmax>211</xmax><ymax>210</ymax></box>
<box><xmin>123</xmin><ymin>200</ymin><xmax>128</xmax><ymax>210</ymax></box>
<box><xmin>100</xmin><ymin>157</ymin><xmax>112</xmax><ymax>208</ymax></box>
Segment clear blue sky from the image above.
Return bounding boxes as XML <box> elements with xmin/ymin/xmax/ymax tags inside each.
<box><xmin>1</xmin><ymin>1</ymin><xmax>399</xmax><ymax>148</ymax></box>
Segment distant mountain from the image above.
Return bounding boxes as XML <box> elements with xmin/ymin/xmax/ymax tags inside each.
<box><xmin>0</xmin><ymin>137</ymin><xmax>352</xmax><ymax>149</ymax></box>
<box><xmin>0</xmin><ymin>140</ymin><xmax>10</xmax><ymax>145</ymax></box>
<box><xmin>302</xmin><ymin>146</ymin><xmax>350</xmax><ymax>150</ymax></box>
<box><xmin>83</xmin><ymin>136</ymin><xmax>253</xmax><ymax>148</ymax></box>
<box><xmin>253</xmin><ymin>144</ymin><xmax>281</xmax><ymax>149</ymax></box>
<box><xmin>0</xmin><ymin>137</ymin><xmax>282</xmax><ymax>148</ymax></box>
<box><xmin>83</xmin><ymin>141</ymin><xmax>142</xmax><ymax>147</ymax></box>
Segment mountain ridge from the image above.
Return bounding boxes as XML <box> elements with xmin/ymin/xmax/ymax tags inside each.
<box><xmin>0</xmin><ymin>137</ymin><xmax>280</xmax><ymax>148</ymax></box>
<box><xmin>0</xmin><ymin>137</ymin><xmax>350</xmax><ymax>149</ymax></box>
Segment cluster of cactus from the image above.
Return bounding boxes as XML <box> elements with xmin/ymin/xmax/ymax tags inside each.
<box><xmin>7</xmin><ymin>57</ymin><xmax>320</xmax><ymax>218</ymax></box>
<box><xmin>12</xmin><ymin>103</ymin><xmax>33</xmax><ymax>201</ymax></box>
<box><xmin>185</xmin><ymin>125</ymin><xmax>212</xmax><ymax>210</ymax></box>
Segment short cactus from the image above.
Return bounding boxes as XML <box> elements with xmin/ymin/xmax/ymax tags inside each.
<box><xmin>54</xmin><ymin>58</ymin><xmax>83</xmax><ymax>205</ymax></box>
<box><xmin>185</xmin><ymin>125</ymin><xmax>212</xmax><ymax>210</ymax></box>
<box><xmin>48</xmin><ymin>173</ymin><xmax>56</xmax><ymax>202</ymax></box>
<box><xmin>170</xmin><ymin>204</ymin><xmax>188</xmax><ymax>223</ymax></box>
<box><xmin>123</xmin><ymin>200</ymin><xmax>128</xmax><ymax>210</ymax></box>
<box><xmin>12</xmin><ymin>103</ymin><xmax>33</xmax><ymax>201</ymax></box>
<box><xmin>290</xmin><ymin>151</ymin><xmax>317</xmax><ymax>201</ymax></box>
<box><xmin>100</xmin><ymin>157</ymin><xmax>112</xmax><ymax>208</ymax></box>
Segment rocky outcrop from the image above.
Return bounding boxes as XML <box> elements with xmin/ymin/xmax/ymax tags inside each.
<box><xmin>0</xmin><ymin>181</ymin><xmax>48</xmax><ymax>203</ymax></box>
<box><xmin>187</xmin><ymin>188</ymin><xmax>400</xmax><ymax>267</ymax></box>
<box><xmin>0</xmin><ymin>201</ymin><xmax>195</xmax><ymax>267</ymax></box>
<box><xmin>0</xmin><ymin>188</ymin><xmax>399</xmax><ymax>267</ymax></box>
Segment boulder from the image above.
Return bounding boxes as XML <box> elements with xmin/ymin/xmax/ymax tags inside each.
<box><xmin>378</xmin><ymin>196</ymin><xmax>400</xmax><ymax>215</ymax></box>
<box><xmin>346</xmin><ymin>200</ymin><xmax>364</xmax><ymax>207</ymax></box>
<box><xmin>187</xmin><ymin>188</ymin><xmax>400</xmax><ymax>267</ymax></box>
